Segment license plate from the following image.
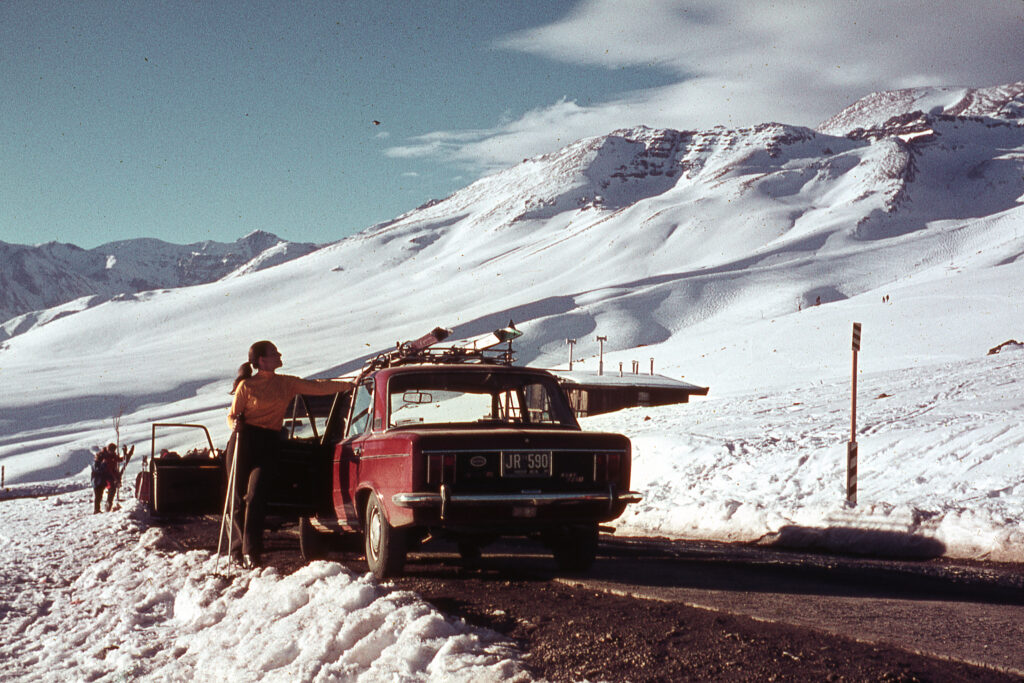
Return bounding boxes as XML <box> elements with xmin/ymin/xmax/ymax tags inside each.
<box><xmin>500</xmin><ymin>451</ymin><xmax>552</xmax><ymax>478</ymax></box>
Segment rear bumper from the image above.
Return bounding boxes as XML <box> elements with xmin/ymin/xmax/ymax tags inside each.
<box><xmin>393</xmin><ymin>485</ymin><xmax>642</xmax><ymax>519</ymax></box>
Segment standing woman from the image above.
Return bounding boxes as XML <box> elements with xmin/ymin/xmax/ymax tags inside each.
<box><xmin>227</xmin><ymin>340</ymin><xmax>352</xmax><ymax>568</ymax></box>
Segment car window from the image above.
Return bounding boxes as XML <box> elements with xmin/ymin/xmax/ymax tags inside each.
<box><xmin>387</xmin><ymin>372</ymin><xmax>576</xmax><ymax>428</ymax></box>
<box><xmin>284</xmin><ymin>395</ymin><xmax>333</xmax><ymax>441</ymax></box>
<box><xmin>345</xmin><ymin>383</ymin><xmax>374</xmax><ymax>437</ymax></box>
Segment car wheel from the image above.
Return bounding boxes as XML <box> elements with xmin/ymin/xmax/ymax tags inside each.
<box><xmin>299</xmin><ymin>516</ymin><xmax>327</xmax><ymax>562</ymax></box>
<box><xmin>364</xmin><ymin>491</ymin><xmax>407</xmax><ymax>579</ymax></box>
<box><xmin>550</xmin><ymin>523</ymin><xmax>599</xmax><ymax>572</ymax></box>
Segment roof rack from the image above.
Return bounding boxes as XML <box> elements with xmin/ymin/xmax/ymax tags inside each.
<box><xmin>362</xmin><ymin>322</ymin><xmax>522</xmax><ymax>372</ymax></box>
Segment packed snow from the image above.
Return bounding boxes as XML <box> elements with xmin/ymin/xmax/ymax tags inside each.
<box><xmin>0</xmin><ymin>495</ymin><xmax>528</xmax><ymax>682</ymax></box>
<box><xmin>2</xmin><ymin>82</ymin><xmax>1024</xmax><ymax>680</ymax></box>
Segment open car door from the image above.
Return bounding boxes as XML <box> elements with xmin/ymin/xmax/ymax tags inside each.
<box><xmin>269</xmin><ymin>392</ymin><xmax>349</xmax><ymax>518</ymax></box>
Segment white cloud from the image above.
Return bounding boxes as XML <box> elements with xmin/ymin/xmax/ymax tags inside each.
<box><xmin>388</xmin><ymin>0</ymin><xmax>1024</xmax><ymax>172</ymax></box>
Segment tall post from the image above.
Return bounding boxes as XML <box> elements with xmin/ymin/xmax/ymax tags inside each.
<box><xmin>596</xmin><ymin>336</ymin><xmax>607</xmax><ymax>376</ymax></box>
<box><xmin>847</xmin><ymin>322</ymin><xmax>862</xmax><ymax>505</ymax></box>
<box><xmin>566</xmin><ymin>338</ymin><xmax>577</xmax><ymax>371</ymax></box>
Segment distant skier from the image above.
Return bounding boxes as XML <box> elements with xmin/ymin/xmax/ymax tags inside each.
<box><xmin>91</xmin><ymin>443</ymin><xmax>120</xmax><ymax>513</ymax></box>
<box><xmin>225</xmin><ymin>341</ymin><xmax>353</xmax><ymax>568</ymax></box>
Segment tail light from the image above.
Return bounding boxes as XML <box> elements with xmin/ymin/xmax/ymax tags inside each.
<box><xmin>594</xmin><ymin>452</ymin><xmax>622</xmax><ymax>482</ymax></box>
<box><xmin>606</xmin><ymin>452</ymin><xmax>622</xmax><ymax>480</ymax></box>
<box><xmin>427</xmin><ymin>453</ymin><xmax>457</xmax><ymax>485</ymax></box>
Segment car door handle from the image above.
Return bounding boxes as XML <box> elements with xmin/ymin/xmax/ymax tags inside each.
<box><xmin>353</xmin><ymin>446</ymin><xmax>362</xmax><ymax>457</ymax></box>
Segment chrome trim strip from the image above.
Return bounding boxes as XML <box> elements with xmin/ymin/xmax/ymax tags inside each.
<box><xmin>392</xmin><ymin>490</ymin><xmax>642</xmax><ymax>508</ymax></box>
<box><xmin>357</xmin><ymin>453</ymin><xmax>408</xmax><ymax>461</ymax></box>
<box><xmin>421</xmin><ymin>448</ymin><xmax>628</xmax><ymax>455</ymax></box>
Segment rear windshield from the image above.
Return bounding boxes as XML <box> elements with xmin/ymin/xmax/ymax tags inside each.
<box><xmin>387</xmin><ymin>371</ymin><xmax>577</xmax><ymax>429</ymax></box>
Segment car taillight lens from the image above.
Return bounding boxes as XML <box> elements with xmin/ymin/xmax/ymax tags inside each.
<box><xmin>427</xmin><ymin>454</ymin><xmax>441</xmax><ymax>484</ymax></box>
<box><xmin>606</xmin><ymin>452</ymin><xmax>621</xmax><ymax>480</ymax></box>
<box><xmin>594</xmin><ymin>452</ymin><xmax>622</xmax><ymax>482</ymax></box>
<box><xmin>427</xmin><ymin>454</ymin><xmax>457</xmax><ymax>485</ymax></box>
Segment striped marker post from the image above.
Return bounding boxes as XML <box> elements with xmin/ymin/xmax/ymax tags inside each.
<box><xmin>847</xmin><ymin>322</ymin><xmax>862</xmax><ymax>505</ymax></box>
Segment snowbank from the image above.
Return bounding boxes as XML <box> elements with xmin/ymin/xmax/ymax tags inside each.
<box><xmin>0</xmin><ymin>494</ymin><xmax>528</xmax><ymax>682</ymax></box>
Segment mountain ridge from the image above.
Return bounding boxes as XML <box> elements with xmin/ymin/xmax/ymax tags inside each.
<box><xmin>0</xmin><ymin>230</ymin><xmax>321</xmax><ymax>339</ymax></box>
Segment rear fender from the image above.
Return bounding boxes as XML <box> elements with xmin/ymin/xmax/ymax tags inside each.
<box><xmin>355</xmin><ymin>484</ymin><xmax>416</xmax><ymax>529</ymax></box>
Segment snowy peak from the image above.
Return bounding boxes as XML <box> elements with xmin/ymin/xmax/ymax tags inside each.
<box><xmin>389</xmin><ymin>122</ymin><xmax>823</xmax><ymax>238</ymax></box>
<box><xmin>817</xmin><ymin>81</ymin><xmax>1024</xmax><ymax>136</ymax></box>
<box><xmin>0</xmin><ymin>232</ymin><xmax>321</xmax><ymax>336</ymax></box>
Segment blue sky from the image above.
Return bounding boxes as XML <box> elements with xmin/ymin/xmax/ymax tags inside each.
<box><xmin>2</xmin><ymin>0</ymin><xmax>1021</xmax><ymax>249</ymax></box>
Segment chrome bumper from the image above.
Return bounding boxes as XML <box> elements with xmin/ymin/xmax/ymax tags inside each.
<box><xmin>393</xmin><ymin>486</ymin><xmax>642</xmax><ymax>518</ymax></box>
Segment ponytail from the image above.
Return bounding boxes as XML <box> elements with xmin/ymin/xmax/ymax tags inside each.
<box><xmin>231</xmin><ymin>362</ymin><xmax>253</xmax><ymax>394</ymax></box>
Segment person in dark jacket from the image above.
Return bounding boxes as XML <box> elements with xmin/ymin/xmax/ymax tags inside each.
<box><xmin>90</xmin><ymin>443</ymin><xmax>120</xmax><ymax>513</ymax></box>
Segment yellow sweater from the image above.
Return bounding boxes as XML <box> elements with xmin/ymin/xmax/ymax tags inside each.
<box><xmin>228</xmin><ymin>372</ymin><xmax>351</xmax><ymax>431</ymax></box>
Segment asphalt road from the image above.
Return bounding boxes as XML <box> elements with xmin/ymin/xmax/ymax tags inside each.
<box><xmin>563</xmin><ymin>536</ymin><xmax>1024</xmax><ymax>677</ymax></box>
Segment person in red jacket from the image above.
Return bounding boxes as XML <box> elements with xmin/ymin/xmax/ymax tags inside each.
<box><xmin>226</xmin><ymin>340</ymin><xmax>352</xmax><ymax>568</ymax></box>
<box><xmin>90</xmin><ymin>443</ymin><xmax>121</xmax><ymax>513</ymax></box>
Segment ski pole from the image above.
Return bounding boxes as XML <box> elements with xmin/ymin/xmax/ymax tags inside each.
<box><xmin>216</xmin><ymin>424</ymin><xmax>242</xmax><ymax>571</ymax></box>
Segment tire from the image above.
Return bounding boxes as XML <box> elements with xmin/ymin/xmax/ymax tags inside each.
<box><xmin>550</xmin><ymin>523</ymin><xmax>599</xmax><ymax>572</ymax></box>
<box><xmin>299</xmin><ymin>516</ymin><xmax>327</xmax><ymax>562</ymax></box>
<box><xmin>457</xmin><ymin>540</ymin><xmax>482</xmax><ymax>568</ymax></box>
<box><xmin>364</xmin><ymin>492</ymin><xmax>407</xmax><ymax>579</ymax></box>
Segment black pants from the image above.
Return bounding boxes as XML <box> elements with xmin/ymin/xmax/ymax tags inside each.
<box><xmin>225</xmin><ymin>425</ymin><xmax>280</xmax><ymax>559</ymax></box>
<box><xmin>93</xmin><ymin>485</ymin><xmax>114</xmax><ymax>513</ymax></box>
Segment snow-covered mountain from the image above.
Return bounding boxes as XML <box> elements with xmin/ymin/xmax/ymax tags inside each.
<box><xmin>0</xmin><ymin>230</ymin><xmax>321</xmax><ymax>339</ymax></box>
<box><xmin>1</xmin><ymin>81</ymin><xmax>1021</xmax><ymax>416</ymax></box>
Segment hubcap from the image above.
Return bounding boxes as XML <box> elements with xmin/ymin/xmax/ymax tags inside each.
<box><xmin>368</xmin><ymin>508</ymin><xmax>382</xmax><ymax>559</ymax></box>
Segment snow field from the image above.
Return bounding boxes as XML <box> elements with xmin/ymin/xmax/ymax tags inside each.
<box><xmin>587</xmin><ymin>350</ymin><xmax>1024</xmax><ymax>562</ymax></box>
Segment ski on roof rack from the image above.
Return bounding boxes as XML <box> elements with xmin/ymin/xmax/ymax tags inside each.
<box><xmin>362</xmin><ymin>321</ymin><xmax>522</xmax><ymax>371</ymax></box>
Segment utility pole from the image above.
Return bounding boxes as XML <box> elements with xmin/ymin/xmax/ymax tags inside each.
<box><xmin>566</xmin><ymin>338</ymin><xmax>577</xmax><ymax>370</ymax></box>
<box><xmin>596</xmin><ymin>336</ymin><xmax>607</xmax><ymax>376</ymax></box>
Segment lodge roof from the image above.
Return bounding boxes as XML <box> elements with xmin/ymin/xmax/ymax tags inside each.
<box><xmin>547</xmin><ymin>369</ymin><xmax>708</xmax><ymax>394</ymax></box>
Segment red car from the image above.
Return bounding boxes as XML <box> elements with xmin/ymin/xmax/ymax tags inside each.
<box><xmin>147</xmin><ymin>328</ymin><xmax>641</xmax><ymax>578</ymax></box>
